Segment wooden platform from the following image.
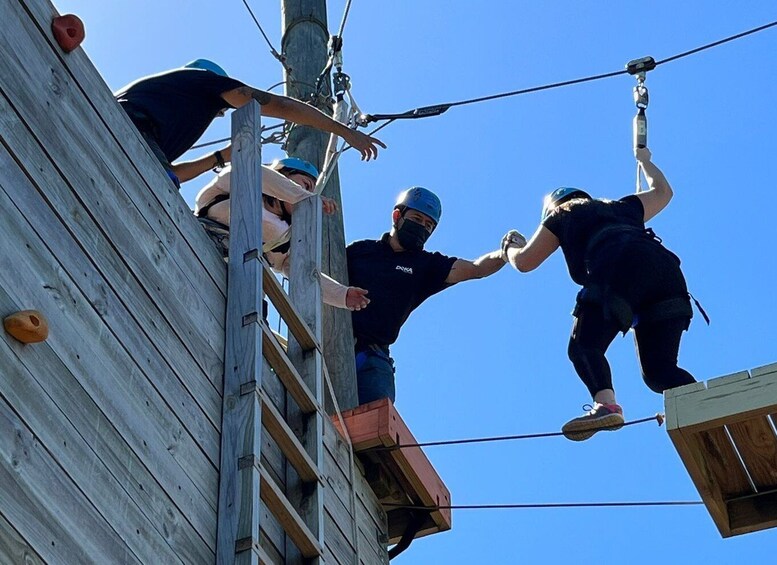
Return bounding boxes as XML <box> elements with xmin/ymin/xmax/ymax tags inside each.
<box><xmin>332</xmin><ymin>398</ymin><xmax>452</xmax><ymax>544</ymax></box>
<box><xmin>665</xmin><ymin>362</ymin><xmax>777</xmax><ymax>538</ymax></box>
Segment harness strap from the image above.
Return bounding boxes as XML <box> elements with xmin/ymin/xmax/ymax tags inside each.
<box><xmin>196</xmin><ymin>193</ymin><xmax>229</xmax><ymax>218</ymax></box>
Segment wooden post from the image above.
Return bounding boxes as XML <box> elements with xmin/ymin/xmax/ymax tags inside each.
<box><xmin>287</xmin><ymin>196</ymin><xmax>325</xmax><ymax>564</ymax></box>
<box><xmin>216</xmin><ymin>101</ymin><xmax>264</xmax><ymax>565</ymax></box>
<box><xmin>282</xmin><ymin>0</ymin><xmax>359</xmax><ymax>411</ymax></box>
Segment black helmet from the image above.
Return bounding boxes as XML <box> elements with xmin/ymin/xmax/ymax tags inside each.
<box><xmin>541</xmin><ymin>187</ymin><xmax>591</xmax><ymax>220</ymax></box>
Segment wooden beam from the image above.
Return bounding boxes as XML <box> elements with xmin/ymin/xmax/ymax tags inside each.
<box><xmin>262</xmin><ymin>263</ymin><xmax>317</xmax><ymax>352</ymax></box>
<box><xmin>260</xmin><ymin>390</ymin><xmax>321</xmax><ymax>484</ymax></box>
<box><xmin>261</xmin><ymin>323</ymin><xmax>317</xmax><ymax>414</ymax></box>
<box><xmin>286</xmin><ymin>196</ymin><xmax>326</xmax><ymax>564</ymax></box>
<box><xmin>727</xmin><ymin>490</ymin><xmax>777</xmax><ymax>536</ymax></box>
<box><xmin>216</xmin><ymin>102</ymin><xmax>264</xmax><ymax>565</ymax></box>
<box><xmin>260</xmin><ymin>467</ymin><xmax>322</xmax><ymax>559</ymax></box>
<box><xmin>727</xmin><ymin>416</ymin><xmax>777</xmax><ymax>490</ymax></box>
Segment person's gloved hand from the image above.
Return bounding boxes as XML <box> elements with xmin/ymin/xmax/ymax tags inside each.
<box><xmin>501</xmin><ymin>230</ymin><xmax>527</xmax><ymax>261</ymax></box>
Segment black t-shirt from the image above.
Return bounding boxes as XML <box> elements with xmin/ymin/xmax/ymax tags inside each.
<box><xmin>115</xmin><ymin>69</ymin><xmax>248</xmax><ymax>162</ymax></box>
<box><xmin>347</xmin><ymin>234</ymin><xmax>458</xmax><ymax>348</ymax></box>
<box><xmin>543</xmin><ymin>195</ymin><xmax>645</xmax><ymax>285</ymax></box>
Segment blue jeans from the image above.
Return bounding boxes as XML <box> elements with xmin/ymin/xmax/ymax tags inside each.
<box><xmin>355</xmin><ymin>347</ymin><xmax>396</xmax><ymax>405</ymax></box>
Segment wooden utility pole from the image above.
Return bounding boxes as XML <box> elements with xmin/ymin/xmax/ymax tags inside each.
<box><xmin>281</xmin><ymin>0</ymin><xmax>359</xmax><ymax>410</ymax></box>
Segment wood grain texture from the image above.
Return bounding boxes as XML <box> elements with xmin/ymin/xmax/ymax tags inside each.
<box><xmin>0</xmin><ymin>0</ymin><xmax>225</xmax><ymax>377</ymax></box>
<box><xmin>263</xmin><ymin>262</ymin><xmax>317</xmax><ymax>352</ymax></box>
<box><xmin>0</xmin><ymin>511</ymin><xmax>45</xmax><ymax>565</ymax></box>
<box><xmin>727</xmin><ymin>416</ymin><xmax>777</xmax><ymax>490</ymax></box>
<box><xmin>286</xmin><ymin>196</ymin><xmax>326</xmax><ymax>563</ymax></box>
<box><xmin>0</xmin><ymin>137</ymin><xmax>221</xmax><ymax>457</ymax></box>
<box><xmin>0</xmin><ymin>336</ymin><xmax>213</xmax><ymax>563</ymax></box>
<box><xmin>19</xmin><ymin>0</ymin><xmax>228</xmax><ymax>293</ymax></box>
<box><xmin>216</xmin><ymin>102</ymin><xmax>265</xmax><ymax>565</ymax></box>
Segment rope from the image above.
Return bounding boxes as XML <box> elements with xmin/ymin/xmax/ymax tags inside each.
<box><xmin>383</xmin><ymin>500</ymin><xmax>704</xmax><ymax>511</ymax></box>
<box><xmin>189</xmin><ymin>123</ymin><xmax>287</xmax><ymax>151</ymax></box>
<box><xmin>241</xmin><ymin>0</ymin><xmax>292</xmax><ymax>74</ymax></box>
<box><xmin>336</xmin><ymin>0</ymin><xmax>354</xmax><ymax>39</ymax></box>
<box><xmin>371</xmin><ymin>413</ymin><xmax>665</xmax><ymax>451</ymax></box>
<box><xmin>363</xmin><ymin>19</ymin><xmax>777</xmax><ymax>124</ymax></box>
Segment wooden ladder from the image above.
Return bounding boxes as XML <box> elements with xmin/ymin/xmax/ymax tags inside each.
<box><xmin>216</xmin><ymin>102</ymin><xmax>326</xmax><ymax>564</ymax></box>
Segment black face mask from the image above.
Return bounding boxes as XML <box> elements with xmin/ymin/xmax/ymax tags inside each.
<box><xmin>396</xmin><ymin>219</ymin><xmax>431</xmax><ymax>251</ymax></box>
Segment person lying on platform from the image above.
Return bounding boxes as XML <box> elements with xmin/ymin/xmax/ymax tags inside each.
<box><xmin>503</xmin><ymin>147</ymin><xmax>700</xmax><ymax>441</ymax></box>
<box><xmin>114</xmin><ymin>59</ymin><xmax>385</xmax><ymax>188</ymax></box>
<box><xmin>347</xmin><ymin>186</ymin><xmax>520</xmax><ymax>405</ymax></box>
<box><xmin>195</xmin><ymin>156</ymin><xmax>370</xmax><ymax>312</ymax></box>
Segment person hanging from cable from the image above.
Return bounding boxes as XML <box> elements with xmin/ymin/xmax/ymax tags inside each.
<box><xmin>503</xmin><ymin>147</ymin><xmax>702</xmax><ymax>441</ymax></box>
<box><xmin>114</xmin><ymin>59</ymin><xmax>386</xmax><ymax>188</ymax></box>
<box><xmin>347</xmin><ymin>187</ymin><xmax>520</xmax><ymax>405</ymax></box>
<box><xmin>195</xmin><ymin>156</ymin><xmax>370</xmax><ymax>312</ymax></box>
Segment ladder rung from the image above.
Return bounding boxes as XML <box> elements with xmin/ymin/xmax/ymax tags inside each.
<box><xmin>262</xmin><ymin>263</ymin><xmax>318</xmax><ymax>352</ymax></box>
<box><xmin>260</xmin><ymin>466</ymin><xmax>322</xmax><ymax>559</ymax></box>
<box><xmin>260</xmin><ymin>390</ymin><xmax>321</xmax><ymax>484</ymax></box>
<box><xmin>261</xmin><ymin>323</ymin><xmax>317</xmax><ymax>414</ymax></box>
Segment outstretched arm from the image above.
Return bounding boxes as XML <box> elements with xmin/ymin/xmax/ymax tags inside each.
<box><xmin>506</xmin><ymin>225</ymin><xmax>559</xmax><ymax>272</ymax></box>
<box><xmin>444</xmin><ymin>249</ymin><xmax>506</xmax><ymax>285</ymax></box>
<box><xmin>634</xmin><ymin>147</ymin><xmax>673</xmax><ymax>222</ymax></box>
<box><xmin>221</xmin><ymin>87</ymin><xmax>386</xmax><ymax>161</ymax></box>
<box><xmin>172</xmin><ymin>145</ymin><xmax>231</xmax><ymax>183</ymax></box>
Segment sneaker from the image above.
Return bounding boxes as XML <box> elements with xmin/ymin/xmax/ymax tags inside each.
<box><xmin>562</xmin><ymin>403</ymin><xmax>625</xmax><ymax>442</ymax></box>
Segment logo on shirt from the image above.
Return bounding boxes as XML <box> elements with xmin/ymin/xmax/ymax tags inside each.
<box><xmin>395</xmin><ymin>265</ymin><xmax>413</xmax><ymax>275</ymax></box>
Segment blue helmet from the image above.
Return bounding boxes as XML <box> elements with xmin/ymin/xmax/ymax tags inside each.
<box><xmin>541</xmin><ymin>187</ymin><xmax>591</xmax><ymax>220</ymax></box>
<box><xmin>184</xmin><ymin>59</ymin><xmax>228</xmax><ymax>77</ymax></box>
<box><xmin>395</xmin><ymin>186</ymin><xmax>442</xmax><ymax>225</ymax></box>
<box><xmin>271</xmin><ymin>157</ymin><xmax>319</xmax><ymax>180</ymax></box>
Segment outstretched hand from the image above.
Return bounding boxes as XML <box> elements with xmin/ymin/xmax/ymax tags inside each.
<box><xmin>346</xmin><ymin>287</ymin><xmax>370</xmax><ymax>311</ymax></box>
<box><xmin>501</xmin><ymin>230</ymin><xmax>527</xmax><ymax>261</ymax></box>
<box><xmin>345</xmin><ymin>130</ymin><xmax>387</xmax><ymax>161</ymax></box>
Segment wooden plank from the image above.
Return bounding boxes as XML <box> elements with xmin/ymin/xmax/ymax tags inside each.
<box><xmin>0</xmin><ymin>396</ymin><xmax>140</xmax><ymax>564</ymax></box>
<box><xmin>727</xmin><ymin>491</ymin><xmax>777</xmax><ymax>536</ymax></box>
<box><xmin>751</xmin><ymin>363</ymin><xmax>777</xmax><ymax>378</ymax></box>
<box><xmin>286</xmin><ymin>196</ymin><xmax>326</xmax><ymax>564</ymax></box>
<box><xmin>217</xmin><ymin>102</ymin><xmax>264</xmax><ymax>565</ymax></box>
<box><xmin>672</xmin><ymin>372</ymin><xmax>777</xmax><ymax>432</ymax></box>
<box><xmin>18</xmin><ymin>0</ymin><xmax>228</xmax><ymax>294</ymax></box>
<box><xmin>0</xmin><ymin>2</ymin><xmax>225</xmax><ymax>377</ymax></box>
<box><xmin>324</xmin><ymin>508</ymin><xmax>356</xmax><ymax>565</ymax></box>
<box><xmin>727</xmin><ymin>416</ymin><xmax>777</xmax><ymax>490</ymax></box>
<box><xmin>263</xmin><ymin>261</ymin><xmax>318</xmax><ymax>352</ymax></box>
<box><xmin>261</xmin><ymin>389</ymin><xmax>320</xmax><ymax>484</ymax></box>
<box><xmin>257</xmin><ymin>500</ymin><xmax>287</xmax><ymax>565</ymax></box>
<box><xmin>0</xmin><ymin>140</ymin><xmax>221</xmax><ymax>455</ymax></box>
<box><xmin>262</xmin><ymin>323</ymin><xmax>317</xmax><ymax>414</ymax></box>
<box><xmin>0</xmin><ymin>337</ymin><xmax>213</xmax><ymax>563</ymax></box>
<box><xmin>260</xmin><ymin>467</ymin><xmax>322</xmax><ymax>559</ymax></box>
<box><xmin>0</xmin><ymin>91</ymin><xmax>224</xmax><ymax>397</ymax></box>
<box><xmin>0</xmin><ymin>220</ymin><xmax>219</xmax><ymax>516</ymax></box>
<box><xmin>0</xmin><ymin>511</ymin><xmax>45</xmax><ymax>565</ymax></box>
<box><xmin>708</xmin><ymin>371</ymin><xmax>750</xmax><ymax>388</ymax></box>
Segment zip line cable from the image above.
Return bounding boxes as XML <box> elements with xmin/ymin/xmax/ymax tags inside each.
<box><xmin>241</xmin><ymin>0</ymin><xmax>292</xmax><ymax>74</ymax></box>
<box><xmin>370</xmin><ymin>413</ymin><xmax>664</xmax><ymax>451</ymax></box>
<box><xmin>383</xmin><ymin>501</ymin><xmax>704</xmax><ymax>511</ymax></box>
<box><xmin>362</xmin><ymin>19</ymin><xmax>777</xmax><ymax>124</ymax></box>
<box><xmin>336</xmin><ymin>0</ymin><xmax>354</xmax><ymax>39</ymax></box>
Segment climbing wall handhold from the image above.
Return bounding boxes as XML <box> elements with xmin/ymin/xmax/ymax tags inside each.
<box><xmin>3</xmin><ymin>310</ymin><xmax>50</xmax><ymax>344</ymax></box>
<box><xmin>51</xmin><ymin>14</ymin><xmax>85</xmax><ymax>53</ymax></box>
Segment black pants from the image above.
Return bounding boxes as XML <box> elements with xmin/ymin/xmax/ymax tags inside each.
<box><xmin>567</xmin><ymin>240</ymin><xmax>695</xmax><ymax>397</ymax></box>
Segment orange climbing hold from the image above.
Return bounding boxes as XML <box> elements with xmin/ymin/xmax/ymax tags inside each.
<box><xmin>3</xmin><ymin>310</ymin><xmax>49</xmax><ymax>344</ymax></box>
<box><xmin>51</xmin><ymin>14</ymin><xmax>85</xmax><ymax>53</ymax></box>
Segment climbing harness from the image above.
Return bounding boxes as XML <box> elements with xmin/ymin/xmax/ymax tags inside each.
<box><xmin>627</xmin><ymin>56</ymin><xmax>655</xmax><ymax>192</ymax></box>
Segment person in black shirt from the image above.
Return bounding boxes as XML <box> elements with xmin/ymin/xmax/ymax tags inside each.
<box><xmin>115</xmin><ymin>59</ymin><xmax>385</xmax><ymax>187</ymax></box>
<box><xmin>504</xmin><ymin>148</ymin><xmax>696</xmax><ymax>441</ymax></box>
<box><xmin>347</xmin><ymin>186</ymin><xmax>520</xmax><ymax>405</ymax></box>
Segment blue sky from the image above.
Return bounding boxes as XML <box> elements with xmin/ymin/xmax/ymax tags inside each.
<box><xmin>57</xmin><ymin>1</ymin><xmax>777</xmax><ymax>563</ymax></box>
